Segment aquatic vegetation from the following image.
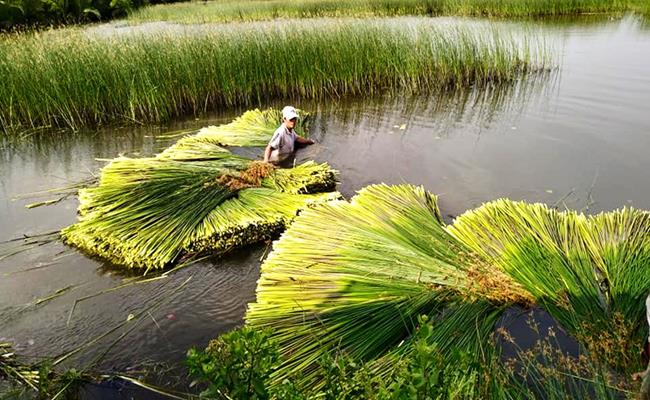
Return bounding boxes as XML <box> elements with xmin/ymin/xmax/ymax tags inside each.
<box><xmin>246</xmin><ymin>184</ymin><xmax>650</xmax><ymax>389</ymax></box>
<box><xmin>159</xmin><ymin>108</ymin><xmax>310</xmax><ymax>160</ymax></box>
<box><xmin>187</xmin><ymin>318</ymin><xmax>522</xmax><ymax>399</ymax></box>
<box><xmin>0</xmin><ymin>18</ymin><xmax>549</xmax><ymax>133</ymax></box>
<box><xmin>450</xmin><ymin>200</ymin><xmax>650</xmax><ymax>369</ymax></box>
<box><xmin>128</xmin><ymin>0</ymin><xmax>650</xmax><ymax>24</ymax></box>
<box><xmin>0</xmin><ymin>342</ymin><xmax>85</xmax><ymax>399</ymax></box>
<box><xmin>61</xmin><ymin>109</ymin><xmax>339</xmax><ymax>270</ymax></box>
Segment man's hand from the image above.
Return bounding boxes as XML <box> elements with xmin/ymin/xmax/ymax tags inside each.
<box><xmin>263</xmin><ymin>144</ymin><xmax>273</xmax><ymax>163</ymax></box>
<box><xmin>296</xmin><ymin>136</ymin><xmax>315</xmax><ymax>145</ymax></box>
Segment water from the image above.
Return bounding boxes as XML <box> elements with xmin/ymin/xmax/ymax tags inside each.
<box><xmin>1</xmin><ymin>14</ymin><xmax>649</xmax><ymax>395</ymax></box>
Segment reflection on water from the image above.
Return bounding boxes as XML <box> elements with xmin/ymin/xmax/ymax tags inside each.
<box><xmin>1</xmin><ymin>14</ymin><xmax>650</xmax><ymax>396</ymax></box>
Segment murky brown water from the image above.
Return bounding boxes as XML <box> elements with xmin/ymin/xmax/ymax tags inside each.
<box><xmin>1</xmin><ymin>14</ymin><xmax>649</xmax><ymax>397</ymax></box>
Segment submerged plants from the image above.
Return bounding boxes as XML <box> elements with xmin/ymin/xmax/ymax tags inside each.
<box><xmin>60</xmin><ymin>108</ymin><xmax>339</xmax><ymax>271</ymax></box>
<box><xmin>245</xmin><ymin>183</ymin><xmax>650</xmax><ymax>393</ymax></box>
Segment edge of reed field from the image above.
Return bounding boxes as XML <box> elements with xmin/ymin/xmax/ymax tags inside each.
<box><xmin>0</xmin><ymin>18</ymin><xmax>552</xmax><ymax>135</ymax></box>
<box><xmin>126</xmin><ymin>0</ymin><xmax>650</xmax><ymax>24</ymax></box>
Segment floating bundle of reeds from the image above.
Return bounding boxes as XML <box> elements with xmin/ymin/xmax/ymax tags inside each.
<box><xmin>61</xmin><ymin>109</ymin><xmax>338</xmax><ymax>270</ymax></box>
<box><xmin>159</xmin><ymin>108</ymin><xmax>310</xmax><ymax>160</ymax></box>
<box><xmin>246</xmin><ymin>184</ymin><xmax>650</xmax><ymax>387</ymax></box>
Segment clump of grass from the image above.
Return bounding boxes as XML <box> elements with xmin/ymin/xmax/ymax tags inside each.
<box><xmin>61</xmin><ymin>108</ymin><xmax>339</xmax><ymax>271</ymax></box>
<box><xmin>0</xmin><ymin>18</ymin><xmax>549</xmax><ymax>133</ymax></box>
<box><xmin>246</xmin><ymin>183</ymin><xmax>650</xmax><ymax>389</ymax></box>
<box><xmin>127</xmin><ymin>0</ymin><xmax>649</xmax><ymax>24</ymax></box>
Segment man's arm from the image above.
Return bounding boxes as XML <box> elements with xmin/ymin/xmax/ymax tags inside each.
<box><xmin>264</xmin><ymin>144</ymin><xmax>273</xmax><ymax>163</ymax></box>
<box><xmin>295</xmin><ymin>136</ymin><xmax>314</xmax><ymax>145</ymax></box>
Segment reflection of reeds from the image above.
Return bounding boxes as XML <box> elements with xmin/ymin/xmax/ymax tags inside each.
<box><xmin>246</xmin><ymin>183</ymin><xmax>650</xmax><ymax>389</ymax></box>
<box><xmin>128</xmin><ymin>0</ymin><xmax>650</xmax><ymax>24</ymax></box>
<box><xmin>0</xmin><ymin>19</ymin><xmax>549</xmax><ymax>133</ymax></box>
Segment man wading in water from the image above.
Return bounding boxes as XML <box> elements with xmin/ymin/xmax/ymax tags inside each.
<box><xmin>264</xmin><ymin>106</ymin><xmax>314</xmax><ymax>165</ymax></box>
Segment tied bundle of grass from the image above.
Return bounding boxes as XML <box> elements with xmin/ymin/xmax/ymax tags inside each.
<box><xmin>246</xmin><ymin>184</ymin><xmax>650</xmax><ymax>388</ymax></box>
<box><xmin>448</xmin><ymin>201</ymin><xmax>650</xmax><ymax>370</ymax></box>
<box><xmin>61</xmin><ymin>107</ymin><xmax>338</xmax><ymax>271</ymax></box>
<box><xmin>246</xmin><ymin>184</ymin><xmax>530</xmax><ymax>387</ymax></box>
<box><xmin>262</xmin><ymin>161</ymin><xmax>337</xmax><ymax>194</ymax></box>
<box><xmin>62</xmin><ymin>155</ymin><xmax>338</xmax><ymax>270</ymax></box>
<box><xmin>187</xmin><ymin>188</ymin><xmax>342</xmax><ymax>256</ymax></box>
<box><xmin>159</xmin><ymin>108</ymin><xmax>311</xmax><ymax>161</ymax></box>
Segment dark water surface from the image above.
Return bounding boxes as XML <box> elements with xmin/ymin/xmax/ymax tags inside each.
<box><xmin>1</xmin><ymin>14</ymin><xmax>649</xmax><ymax>396</ymax></box>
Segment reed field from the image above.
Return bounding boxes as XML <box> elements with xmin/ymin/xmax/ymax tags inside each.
<box><xmin>0</xmin><ymin>18</ymin><xmax>549</xmax><ymax>134</ymax></box>
<box><xmin>246</xmin><ymin>183</ymin><xmax>650</xmax><ymax>394</ymax></box>
<box><xmin>128</xmin><ymin>0</ymin><xmax>650</xmax><ymax>24</ymax></box>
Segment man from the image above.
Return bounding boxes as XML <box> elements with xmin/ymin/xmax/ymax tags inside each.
<box><xmin>263</xmin><ymin>106</ymin><xmax>314</xmax><ymax>165</ymax></box>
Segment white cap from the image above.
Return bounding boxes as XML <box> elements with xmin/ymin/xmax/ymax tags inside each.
<box><xmin>282</xmin><ymin>106</ymin><xmax>299</xmax><ymax>120</ymax></box>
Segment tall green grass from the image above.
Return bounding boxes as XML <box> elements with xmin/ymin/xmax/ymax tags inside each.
<box><xmin>127</xmin><ymin>0</ymin><xmax>650</xmax><ymax>24</ymax></box>
<box><xmin>0</xmin><ymin>18</ymin><xmax>549</xmax><ymax>133</ymax></box>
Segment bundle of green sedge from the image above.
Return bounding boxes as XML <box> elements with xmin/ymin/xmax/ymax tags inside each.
<box><xmin>246</xmin><ymin>184</ymin><xmax>650</xmax><ymax>389</ymax></box>
<box><xmin>61</xmin><ymin>108</ymin><xmax>338</xmax><ymax>271</ymax></box>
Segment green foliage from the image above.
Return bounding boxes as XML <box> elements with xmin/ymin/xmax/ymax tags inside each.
<box><xmin>0</xmin><ymin>0</ymin><xmax>183</xmax><ymax>30</ymax></box>
<box><xmin>187</xmin><ymin>326</ymin><xmax>282</xmax><ymax>400</ymax></box>
<box><xmin>128</xmin><ymin>0</ymin><xmax>650</xmax><ymax>24</ymax></box>
<box><xmin>187</xmin><ymin>317</ymin><xmax>518</xmax><ymax>400</ymax></box>
<box><xmin>1</xmin><ymin>342</ymin><xmax>84</xmax><ymax>399</ymax></box>
<box><xmin>0</xmin><ymin>19</ymin><xmax>548</xmax><ymax>134</ymax></box>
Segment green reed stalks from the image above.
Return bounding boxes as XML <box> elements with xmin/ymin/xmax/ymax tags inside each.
<box><xmin>127</xmin><ymin>0</ymin><xmax>649</xmax><ymax>24</ymax></box>
<box><xmin>61</xmin><ymin>108</ymin><xmax>339</xmax><ymax>270</ymax></box>
<box><xmin>246</xmin><ymin>183</ymin><xmax>650</xmax><ymax>388</ymax></box>
<box><xmin>246</xmin><ymin>184</ymin><xmax>529</xmax><ymax>387</ymax></box>
<box><xmin>0</xmin><ymin>18</ymin><xmax>548</xmax><ymax>134</ymax></box>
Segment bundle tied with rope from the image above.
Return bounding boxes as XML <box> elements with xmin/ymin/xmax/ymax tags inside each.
<box><xmin>60</xmin><ymin>108</ymin><xmax>339</xmax><ymax>271</ymax></box>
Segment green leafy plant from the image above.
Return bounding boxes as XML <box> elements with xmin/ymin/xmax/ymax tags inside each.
<box><xmin>187</xmin><ymin>326</ymin><xmax>282</xmax><ymax>400</ymax></box>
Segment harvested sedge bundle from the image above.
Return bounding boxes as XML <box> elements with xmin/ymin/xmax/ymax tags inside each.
<box><xmin>61</xmin><ymin>109</ymin><xmax>338</xmax><ymax>271</ymax></box>
<box><xmin>246</xmin><ymin>184</ymin><xmax>650</xmax><ymax>387</ymax></box>
<box><xmin>246</xmin><ymin>184</ymin><xmax>529</xmax><ymax>387</ymax></box>
<box><xmin>159</xmin><ymin>108</ymin><xmax>310</xmax><ymax>160</ymax></box>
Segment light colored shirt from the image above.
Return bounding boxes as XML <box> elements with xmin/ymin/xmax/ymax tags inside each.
<box><xmin>268</xmin><ymin>124</ymin><xmax>297</xmax><ymax>163</ymax></box>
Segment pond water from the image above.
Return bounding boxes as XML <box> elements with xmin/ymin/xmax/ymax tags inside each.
<box><xmin>1</xmin><ymin>14</ymin><xmax>649</xmax><ymax>397</ymax></box>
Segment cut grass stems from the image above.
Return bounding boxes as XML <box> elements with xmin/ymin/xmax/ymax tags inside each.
<box><xmin>159</xmin><ymin>108</ymin><xmax>310</xmax><ymax>160</ymax></box>
<box><xmin>246</xmin><ymin>184</ymin><xmax>650</xmax><ymax>389</ymax></box>
<box><xmin>0</xmin><ymin>18</ymin><xmax>550</xmax><ymax>134</ymax></box>
<box><xmin>61</xmin><ymin>108</ymin><xmax>339</xmax><ymax>271</ymax></box>
<box><xmin>128</xmin><ymin>0</ymin><xmax>650</xmax><ymax>24</ymax></box>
